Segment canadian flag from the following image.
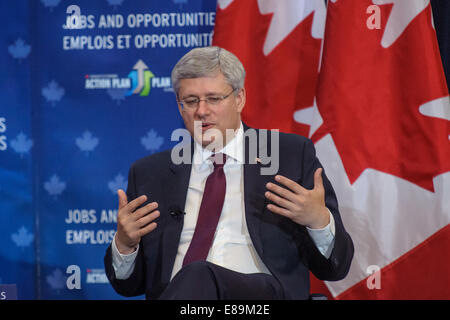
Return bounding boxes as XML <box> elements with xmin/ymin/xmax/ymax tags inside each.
<box><xmin>213</xmin><ymin>0</ymin><xmax>450</xmax><ymax>299</ymax></box>
<box><xmin>213</xmin><ymin>0</ymin><xmax>327</xmax><ymax>137</ymax></box>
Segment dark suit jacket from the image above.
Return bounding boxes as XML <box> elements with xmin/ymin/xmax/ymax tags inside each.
<box><xmin>104</xmin><ymin>124</ymin><xmax>354</xmax><ymax>299</ymax></box>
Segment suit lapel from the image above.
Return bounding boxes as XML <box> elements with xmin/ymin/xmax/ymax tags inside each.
<box><xmin>160</xmin><ymin>143</ymin><xmax>193</xmax><ymax>284</ymax></box>
<box><xmin>243</xmin><ymin>125</ymin><xmax>274</xmax><ymax>257</ymax></box>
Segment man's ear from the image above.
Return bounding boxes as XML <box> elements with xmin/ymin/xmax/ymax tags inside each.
<box><xmin>236</xmin><ymin>87</ymin><xmax>246</xmax><ymax>112</ymax></box>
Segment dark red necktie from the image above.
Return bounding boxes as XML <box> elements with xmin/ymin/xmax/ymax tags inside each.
<box><xmin>182</xmin><ymin>153</ymin><xmax>227</xmax><ymax>267</ymax></box>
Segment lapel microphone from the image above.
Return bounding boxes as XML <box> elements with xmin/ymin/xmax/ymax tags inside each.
<box><xmin>169</xmin><ymin>205</ymin><xmax>185</xmax><ymax>217</ymax></box>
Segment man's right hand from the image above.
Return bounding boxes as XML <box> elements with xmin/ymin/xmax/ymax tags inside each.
<box><xmin>115</xmin><ymin>189</ymin><xmax>160</xmax><ymax>254</ymax></box>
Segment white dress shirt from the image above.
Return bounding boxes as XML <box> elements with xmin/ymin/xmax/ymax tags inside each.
<box><xmin>112</xmin><ymin>122</ymin><xmax>335</xmax><ymax>280</ymax></box>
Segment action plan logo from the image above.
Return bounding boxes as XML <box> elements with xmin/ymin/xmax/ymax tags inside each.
<box><xmin>84</xmin><ymin>59</ymin><xmax>172</xmax><ymax>100</ymax></box>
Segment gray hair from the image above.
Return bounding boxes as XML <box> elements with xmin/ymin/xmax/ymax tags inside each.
<box><xmin>171</xmin><ymin>46</ymin><xmax>245</xmax><ymax>96</ymax></box>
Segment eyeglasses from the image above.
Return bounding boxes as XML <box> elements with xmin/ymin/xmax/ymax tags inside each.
<box><xmin>178</xmin><ymin>88</ymin><xmax>236</xmax><ymax>110</ymax></box>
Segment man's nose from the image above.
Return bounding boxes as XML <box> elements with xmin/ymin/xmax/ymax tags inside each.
<box><xmin>195</xmin><ymin>100</ymin><xmax>211</xmax><ymax>117</ymax></box>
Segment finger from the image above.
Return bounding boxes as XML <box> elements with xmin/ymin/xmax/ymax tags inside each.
<box><xmin>266</xmin><ymin>203</ymin><xmax>292</xmax><ymax>219</ymax></box>
<box><xmin>138</xmin><ymin>222</ymin><xmax>158</xmax><ymax>238</ymax></box>
<box><xmin>266</xmin><ymin>182</ymin><xmax>298</xmax><ymax>203</ymax></box>
<box><xmin>136</xmin><ymin>209</ymin><xmax>160</xmax><ymax>228</ymax></box>
<box><xmin>133</xmin><ymin>202</ymin><xmax>159</xmax><ymax>220</ymax></box>
<box><xmin>265</xmin><ymin>191</ymin><xmax>296</xmax><ymax>211</ymax></box>
<box><xmin>314</xmin><ymin>168</ymin><xmax>324</xmax><ymax>190</ymax></box>
<box><xmin>126</xmin><ymin>195</ymin><xmax>148</xmax><ymax>213</ymax></box>
<box><xmin>117</xmin><ymin>189</ymin><xmax>128</xmax><ymax>210</ymax></box>
<box><xmin>275</xmin><ymin>175</ymin><xmax>307</xmax><ymax>194</ymax></box>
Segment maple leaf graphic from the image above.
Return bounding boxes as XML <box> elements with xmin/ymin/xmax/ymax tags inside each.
<box><xmin>46</xmin><ymin>269</ymin><xmax>66</xmax><ymax>293</ymax></box>
<box><xmin>313</xmin><ymin>0</ymin><xmax>449</xmax><ymax>191</ymax></box>
<box><xmin>173</xmin><ymin>0</ymin><xmax>188</xmax><ymax>8</ymax></box>
<box><xmin>214</xmin><ymin>0</ymin><xmax>322</xmax><ymax>137</ymax></box>
<box><xmin>11</xmin><ymin>226</ymin><xmax>34</xmax><ymax>248</ymax></box>
<box><xmin>257</xmin><ymin>0</ymin><xmax>326</xmax><ymax>55</ymax></box>
<box><xmin>372</xmin><ymin>0</ymin><xmax>429</xmax><ymax>48</ymax></box>
<box><xmin>107</xmin><ymin>0</ymin><xmax>124</xmax><ymax>5</ymax></box>
<box><xmin>44</xmin><ymin>174</ymin><xmax>66</xmax><ymax>198</ymax></box>
<box><xmin>141</xmin><ymin>129</ymin><xmax>164</xmax><ymax>152</ymax></box>
<box><xmin>42</xmin><ymin>80</ymin><xmax>65</xmax><ymax>106</ymax></box>
<box><xmin>40</xmin><ymin>0</ymin><xmax>61</xmax><ymax>11</ymax></box>
<box><xmin>10</xmin><ymin>132</ymin><xmax>33</xmax><ymax>158</ymax></box>
<box><xmin>106</xmin><ymin>88</ymin><xmax>128</xmax><ymax>105</ymax></box>
<box><xmin>76</xmin><ymin>130</ymin><xmax>99</xmax><ymax>155</ymax></box>
<box><xmin>106</xmin><ymin>0</ymin><xmax>124</xmax><ymax>11</ymax></box>
<box><xmin>108</xmin><ymin>174</ymin><xmax>127</xmax><ymax>195</ymax></box>
<box><xmin>8</xmin><ymin>38</ymin><xmax>31</xmax><ymax>62</ymax></box>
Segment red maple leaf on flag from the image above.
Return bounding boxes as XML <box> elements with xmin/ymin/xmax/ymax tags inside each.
<box><xmin>213</xmin><ymin>0</ymin><xmax>323</xmax><ymax>138</ymax></box>
<box><xmin>314</xmin><ymin>1</ymin><xmax>450</xmax><ymax>192</ymax></box>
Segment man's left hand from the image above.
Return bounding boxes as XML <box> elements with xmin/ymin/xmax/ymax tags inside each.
<box><xmin>265</xmin><ymin>168</ymin><xmax>330</xmax><ymax>229</ymax></box>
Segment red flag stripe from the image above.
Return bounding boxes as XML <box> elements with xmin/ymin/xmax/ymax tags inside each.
<box><xmin>336</xmin><ymin>224</ymin><xmax>450</xmax><ymax>299</ymax></box>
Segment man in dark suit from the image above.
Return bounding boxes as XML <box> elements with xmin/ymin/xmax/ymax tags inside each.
<box><xmin>104</xmin><ymin>46</ymin><xmax>354</xmax><ymax>300</ymax></box>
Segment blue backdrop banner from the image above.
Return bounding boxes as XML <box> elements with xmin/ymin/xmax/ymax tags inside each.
<box><xmin>1</xmin><ymin>0</ymin><xmax>215</xmax><ymax>299</ymax></box>
<box><xmin>1</xmin><ymin>0</ymin><xmax>448</xmax><ymax>301</ymax></box>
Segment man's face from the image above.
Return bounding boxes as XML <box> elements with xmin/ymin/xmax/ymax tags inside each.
<box><xmin>177</xmin><ymin>72</ymin><xmax>245</xmax><ymax>149</ymax></box>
